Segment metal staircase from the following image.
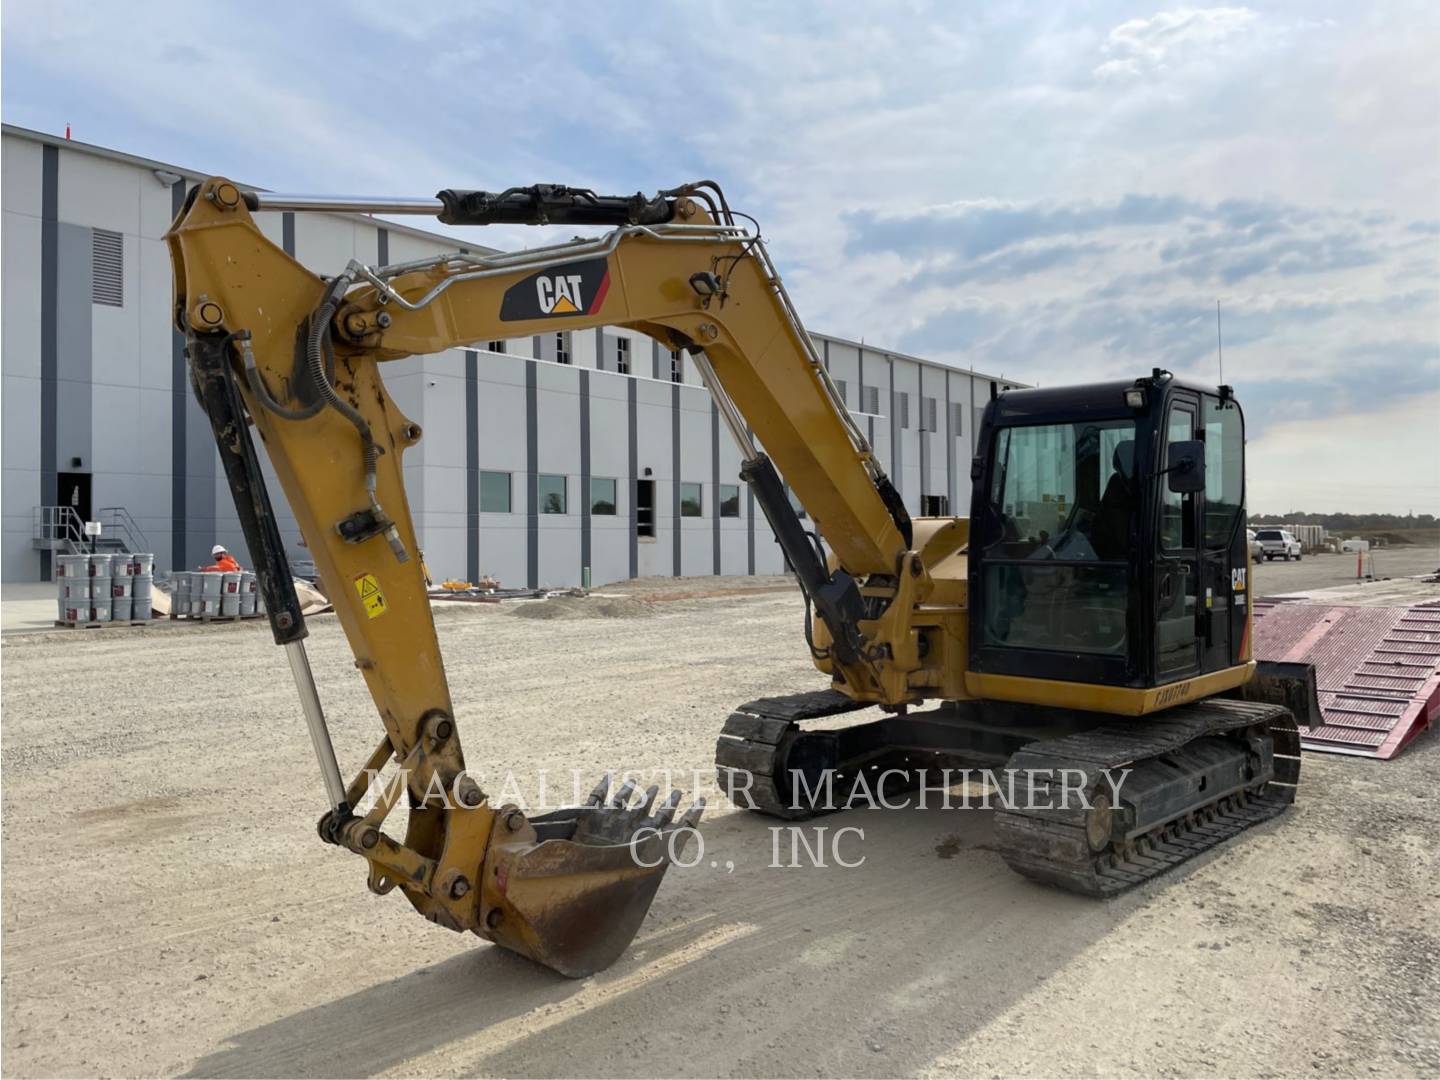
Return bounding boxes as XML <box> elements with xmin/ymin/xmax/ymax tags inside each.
<box><xmin>32</xmin><ymin>505</ymin><xmax>151</xmax><ymax>557</ymax></box>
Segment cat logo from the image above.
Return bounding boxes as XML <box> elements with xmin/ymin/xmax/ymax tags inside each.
<box><xmin>500</xmin><ymin>257</ymin><xmax>611</xmax><ymax>321</ymax></box>
<box><xmin>1231</xmin><ymin>567</ymin><xmax>1247</xmax><ymax>592</ymax></box>
<box><xmin>537</xmin><ymin>275</ymin><xmax>585</xmax><ymax>314</ymax></box>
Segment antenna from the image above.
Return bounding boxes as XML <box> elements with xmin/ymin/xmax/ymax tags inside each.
<box><xmin>1216</xmin><ymin>299</ymin><xmax>1224</xmax><ymax>384</ymax></box>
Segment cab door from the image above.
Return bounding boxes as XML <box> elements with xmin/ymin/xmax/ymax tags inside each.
<box><xmin>1154</xmin><ymin>396</ymin><xmax>1201</xmax><ymax>681</ymax></box>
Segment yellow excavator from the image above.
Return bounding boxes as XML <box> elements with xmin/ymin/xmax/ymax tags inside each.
<box><xmin>166</xmin><ymin>178</ymin><xmax>1311</xmax><ymax>977</ymax></box>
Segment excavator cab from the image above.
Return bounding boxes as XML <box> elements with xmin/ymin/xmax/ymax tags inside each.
<box><xmin>968</xmin><ymin>370</ymin><xmax>1252</xmax><ymax>702</ymax></box>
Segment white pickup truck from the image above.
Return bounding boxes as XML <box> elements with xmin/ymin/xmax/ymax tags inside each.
<box><xmin>1254</xmin><ymin>528</ymin><xmax>1302</xmax><ymax>561</ymax></box>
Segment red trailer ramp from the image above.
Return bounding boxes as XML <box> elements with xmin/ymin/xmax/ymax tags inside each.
<box><xmin>1251</xmin><ymin>599</ymin><xmax>1440</xmax><ymax>758</ymax></box>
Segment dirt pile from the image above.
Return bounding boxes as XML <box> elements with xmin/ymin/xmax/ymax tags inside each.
<box><xmin>509</xmin><ymin>594</ymin><xmax>655</xmax><ymax>620</ymax></box>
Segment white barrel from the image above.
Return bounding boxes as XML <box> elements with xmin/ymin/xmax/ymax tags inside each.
<box><xmin>57</xmin><ymin>553</ymin><xmax>89</xmax><ymax>580</ymax></box>
<box><xmin>195</xmin><ymin>572</ymin><xmax>222</xmax><ymax>617</ymax></box>
<box><xmin>112</xmin><ymin>594</ymin><xmax>133</xmax><ymax>621</ymax></box>
<box><xmin>90</xmin><ymin>593</ymin><xmax>113</xmax><ymax>623</ymax></box>
<box><xmin>113</xmin><ymin>558</ymin><xmax>134</xmax><ymax>578</ymax></box>
<box><xmin>220</xmin><ymin>571</ymin><xmax>242</xmax><ymax>616</ymax></box>
<box><xmin>130</xmin><ymin>553</ymin><xmax>155</xmax><ymax>576</ymax></box>
<box><xmin>172</xmin><ymin>572</ymin><xmax>192</xmax><ymax>615</ymax></box>
<box><xmin>132</xmin><ymin>574</ymin><xmax>153</xmax><ymax>619</ymax></box>
<box><xmin>88</xmin><ymin>553</ymin><xmax>113</xmax><ymax>579</ymax></box>
<box><xmin>61</xmin><ymin>578</ymin><xmax>92</xmax><ymax>602</ymax></box>
<box><xmin>61</xmin><ymin>598</ymin><xmax>90</xmax><ymax>623</ymax></box>
<box><xmin>110</xmin><ymin>576</ymin><xmax>133</xmax><ymax>599</ymax></box>
<box><xmin>239</xmin><ymin>572</ymin><xmax>257</xmax><ymax>615</ymax></box>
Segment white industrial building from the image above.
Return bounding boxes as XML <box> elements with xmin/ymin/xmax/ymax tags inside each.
<box><xmin>1</xmin><ymin>124</ymin><xmax>1024</xmax><ymax>587</ymax></box>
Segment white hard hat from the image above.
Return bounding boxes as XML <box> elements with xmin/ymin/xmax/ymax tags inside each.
<box><xmin>212</xmin><ymin>544</ymin><xmax>227</xmax><ymax>556</ymax></box>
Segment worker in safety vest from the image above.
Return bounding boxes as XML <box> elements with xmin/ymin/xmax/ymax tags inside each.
<box><xmin>201</xmin><ymin>544</ymin><xmax>242</xmax><ymax>573</ymax></box>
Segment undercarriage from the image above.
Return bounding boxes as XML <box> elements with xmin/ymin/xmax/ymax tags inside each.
<box><xmin>716</xmin><ymin>690</ymin><xmax>1302</xmax><ymax>895</ymax></box>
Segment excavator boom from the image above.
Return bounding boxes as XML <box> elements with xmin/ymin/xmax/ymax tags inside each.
<box><xmin>166</xmin><ymin>177</ymin><xmax>922</xmax><ymax>976</ymax></box>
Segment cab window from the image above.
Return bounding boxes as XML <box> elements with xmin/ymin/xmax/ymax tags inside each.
<box><xmin>1160</xmin><ymin>406</ymin><xmax>1196</xmax><ymax>551</ymax></box>
<box><xmin>1203</xmin><ymin>396</ymin><xmax>1244</xmax><ymax>549</ymax></box>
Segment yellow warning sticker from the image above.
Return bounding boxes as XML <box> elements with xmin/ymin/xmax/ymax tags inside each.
<box><xmin>354</xmin><ymin>573</ymin><xmax>387</xmax><ymax>619</ymax></box>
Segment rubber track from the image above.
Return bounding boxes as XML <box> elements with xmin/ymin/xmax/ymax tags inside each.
<box><xmin>993</xmin><ymin>698</ymin><xmax>1302</xmax><ymax>896</ymax></box>
<box><xmin>714</xmin><ymin>690</ymin><xmax>866</xmax><ymax>819</ymax></box>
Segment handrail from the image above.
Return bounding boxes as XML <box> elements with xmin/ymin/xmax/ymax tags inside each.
<box><xmin>95</xmin><ymin>506</ymin><xmax>151</xmax><ymax>553</ymax></box>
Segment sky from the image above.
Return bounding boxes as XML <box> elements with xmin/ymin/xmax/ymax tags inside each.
<box><xmin>3</xmin><ymin>1</ymin><xmax>1437</xmax><ymax>515</ymax></box>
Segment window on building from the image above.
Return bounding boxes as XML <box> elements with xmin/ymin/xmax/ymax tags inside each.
<box><xmin>861</xmin><ymin>386</ymin><xmax>880</xmax><ymax>413</ymax></box>
<box><xmin>833</xmin><ymin>379</ymin><xmax>848</xmax><ymax>406</ymax></box>
<box><xmin>486</xmin><ymin>340</ymin><xmax>506</xmax><ymax>354</ymax></box>
<box><xmin>920</xmin><ymin>494</ymin><xmax>949</xmax><ymax>516</ymax></box>
<box><xmin>554</xmin><ymin>332</ymin><xmax>571</xmax><ymax>365</ymax></box>
<box><xmin>788</xmin><ymin>489</ymin><xmax>807</xmax><ymax>519</ymax></box>
<box><xmin>637</xmin><ymin>479</ymin><xmax>656</xmax><ymax>537</ymax></box>
<box><xmin>894</xmin><ymin>391</ymin><xmax>911</xmax><ymax>429</ymax></box>
<box><xmin>615</xmin><ymin>337</ymin><xmax>630</xmax><ymax>375</ymax></box>
<box><xmin>92</xmin><ymin>228</ymin><xmax>123</xmax><ymax>307</ymax></box>
<box><xmin>921</xmin><ymin>396</ymin><xmax>938</xmax><ymax>432</ymax></box>
<box><xmin>680</xmin><ymin>482</ymin><xmax>703</xmax><ymax>517</ymax></box>
<box><xmin>590</xmin><ymin>477</ymin><xmax>617</xmax><ymax>515</ymax></box>
<box><xmin>479</xmin><ymin>471</ymin><xmax>511</xmax><ymax>513</ymax></box>
<box><xmin>950</xmin><ymin>403</ymin><xmax>965</xmax><ymax>438</ymax></box>
<box><xmin>719</xmin><ymin>484</ymin><xmax>741</xmax><ymax>517</ymax></box>
<box><xmin>670</xmin><ymin>349</ymin><xmax>683</xmax><ymax>384</ymax></box>
<box><xmin>538</xmin><ymin>474</ymin><xmax>567</xmax><ymax>513</ymax></box>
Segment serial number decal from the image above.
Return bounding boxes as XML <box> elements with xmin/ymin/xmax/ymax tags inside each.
<box><xmin>1154</xmin><ymin>681</ymin><xmax>1195</xmax><ymax>708</ymax></box>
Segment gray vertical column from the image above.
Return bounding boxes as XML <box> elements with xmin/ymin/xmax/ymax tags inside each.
<box><xmin>170</xmin><ymin>180</ymin><xmax>188</xmax><ymax>575</ymax></box>
<box><xmin>282</xmin><ymin>212</ymin><xmax>295</xmax><ymax>257</ymax></box>
<box><xmin>39</xmin><ymin>145</ymin><xmax>58</xmax><ymax>580</ymax></box>
<box><xmin>671</xmin><ymin>383</ymin><xmax>681</xmax><ymax>576</ymax></box>
<box><xmin>970</xmin><ymin>372</ymin><xmax>978</xmax><ymax>454</ymax></box>
<box><xmin>376</xmin><ymin>227</ymin><xmax>389</xmax><ymax>266</ymax></box>
<box><xmin>627</xmin><ymin>379</ymin><xmax>639</xmax><ymax>579</ymax></box>
<box><xmin>917</xmin><ymin>365</ymin><xmax>928</xmax><ymax>502</ymax></box>
<box><xmin>579</xmin><ymin>368</ymin><xmax>591</xmax><ymax>580</ymax></box>
<box><xmin>594</xmin><ymin>328</ymin><xmax>606</xmax><ymax>372</ymax></box>
<box><xmin>652</xmin><ymin>340</ymin><xmax>662</xmax><ymax>381</ymax></box>
<box><xmin>465</xmin><ymin>349</ymin><xmax>479</xmax><ymax>583</ymax></box>
<box><xmin>946</xmin><ymin>370</ymin><xmax>957</xmax><ymax>513</ymax></box>
<box><xmin>822</xmin><ymin>338</ymin><xmax>830</xmax><ymax>370</ymax></box>
<box><xmin>857</xmin><ymin>347</ymin><xmax>865</xmax><ymax>413</ymax></box>
<box><xmin>533</xmin><ymin>335</ymin><xmax>544</xmax><ymax>362</ymax></box>
<box><xmin>526</xmin><ymin>360</ymin><xmax>539</xmax><ymax>588</ymax></box>
<box><xmin>889</xmin><ymin>355</ymin><xmax>899</xmax><ymax>498</ymax></box>
<box><xmin>745</xmin><ymin>425</ymin><xmax>755</xmax><ymax>575</ymax></box>
<box><xmin>711</xmin><ymin>401</ymin><xmax>721</xmax><ymax>574</ymax></box>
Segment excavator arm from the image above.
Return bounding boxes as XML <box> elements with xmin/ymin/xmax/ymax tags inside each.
<box><xmin>166</xmin><ymin>177</ymin><xmax>941</xmax><ymax>976</ymax></box>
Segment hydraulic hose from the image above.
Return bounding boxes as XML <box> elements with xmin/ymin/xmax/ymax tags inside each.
<box><xmin>304</xmin><ymin>274</ymin><xmax>408</xmax><ymax>563</ymax></box>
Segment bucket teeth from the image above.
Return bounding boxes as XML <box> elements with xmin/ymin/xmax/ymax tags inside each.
<box><xmin>611</xmin><ymin>779</ymin><xmax>638</xmax><ymax>809</ymax></box>
<box><xmin>645</xmin><ymin>789</ymin><xmax>684</xmax><ymax>829</ymax></box>
<box><xmin>679</xmin><ymin>797</ymin><xmax>707</xmax><ymax>832</ymax></box>
<box><xmin>636</xmin><ymin>784</ymin><xmax>660</xmax><ymax>818</ymax></box>
<box><xmin>584</xmin><ymin>774</ymin><xmax>611</xmax><ymax>807</ymax></box>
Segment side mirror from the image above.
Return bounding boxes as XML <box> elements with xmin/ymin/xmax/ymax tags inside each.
<box><xmin>1167</xmin><ymin>440</ymin><xmax>1206</xmax><ymax>493</ymax></box>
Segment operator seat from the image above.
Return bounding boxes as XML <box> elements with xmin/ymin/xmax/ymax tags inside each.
<box><xmin>1092</xmin><ymin>440</ymin><xmax>1136</xmax><ymax>560</ymax></box>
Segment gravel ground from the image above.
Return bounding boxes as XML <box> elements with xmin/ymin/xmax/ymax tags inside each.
<box><xmin>2</xmin><ymin>575</ymin><xmax>1438</xmax><ymax>1077</ymax></box>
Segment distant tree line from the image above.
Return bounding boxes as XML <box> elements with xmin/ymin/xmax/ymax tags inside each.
<box><xmin>1247</xmin><ymin>512</ymin><xmax>1438</xmax><ymax>531</ymax></box>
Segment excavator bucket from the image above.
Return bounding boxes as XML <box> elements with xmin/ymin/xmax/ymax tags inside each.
<box><xmin>476</xmin><ymin>779</ymin><xmax>703</xmax><ymax>977</ymax></box>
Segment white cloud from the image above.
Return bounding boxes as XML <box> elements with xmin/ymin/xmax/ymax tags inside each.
<box><xmin>1095</xmin><ymin>7</ymin><xmax>1260</xmax><ymax>79</ymax></box>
